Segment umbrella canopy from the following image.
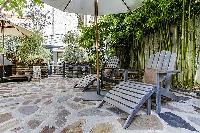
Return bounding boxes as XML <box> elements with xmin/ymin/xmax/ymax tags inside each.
<box><xmin>42</xmin><ymin>0</ymin><xmax>143</xmax><ymax>95</ymax></box>
<box><xmin>42</xmin><ymin>0</ymin><xmax>143</xmax><ymax>15</ymax></box>
<box><xmin>0</xmin><ymin>18</ymin><xmax>33</xmax><ymax>37</ymax></box>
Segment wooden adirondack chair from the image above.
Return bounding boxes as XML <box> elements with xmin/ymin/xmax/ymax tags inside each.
<box><xmin>145</xmin><ymin>50</ymin><xmax>179</xmax><ymax>101</ymax></box>
<box><xmin>98</xmin><ymin>51</ymin><xmax>179</xmax><ymax>129</ymax></box>
<box><xmin>74</xmin><ymin>56</ymin><xmax>119</xmax><ymax>91</ymax></box>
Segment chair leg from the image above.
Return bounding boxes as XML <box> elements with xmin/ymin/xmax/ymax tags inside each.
<box><xmin>83</xmin><ymin>86</ymin><xmax>89</xmax><ymax>91</ymax></box>
<box><xmin>156</xmin><ymin>73</ymin><xmax>161</xmax><ymax>114</ymax></box>
<box><xmin>156</xmin><ymin>89</ymin><xmax>161</xmax><ymax>114</ymax></box>
<box><xmin>123</xmin><ymin>113</ymin><xmax>135</xmax><ymax>129</ymax></box>
<box><xmin>147</xmin><ymin>97</ymin><xmax>151</xmax><ymax>115</ymax></box>
<box><xmin>97</xmin><ymin>100</ymin><xmax>106</xmax><ymax>108</ymax></box>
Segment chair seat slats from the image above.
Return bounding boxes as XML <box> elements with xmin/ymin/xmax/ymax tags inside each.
<box><xmin>103</xmin><ymin>97</ymin><xmax>133</xmax><ymax>114</ymax></box>
<box><xmin>112</xmin><ymin>87</ymin><xmax>145</xmax><ymax>99</ymax></box>
<box><xmin>115</xmin><ymin>85</ymin><xmax>150</xmax><ymax>95</ymax></box>
<box><xmin>106</xmin><ymin>92</ymin><xmax>138</xmax><ymax>108</ymax></box>
<box><xmin>109</xmin><ymin>90</ymin><xmax>143</xmax><ymax>104</ymax></box>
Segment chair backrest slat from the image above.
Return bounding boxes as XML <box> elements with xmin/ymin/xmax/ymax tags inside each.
<box><xmin>147</xmin><ymin>55</ymin><xmax>154</xmax><ymax>68</ymax></box>
<box><xmin>161</xmin><ymin>51</ymin><xmax>171</xmax><ymax>70</ymax></box>
<box><xmin>168</xmin><ymin>53</ymin><xmax>176</xmax><ymax>71</ymax></box>
<box><xmin>106</xmin><ymin>56</ymin><xmax>119</xmax><ymax>68</ymax></box>
<box><xmin>157</xmin><ymin>51</ymin><xmax>166</xmax><ymax>70</ymax></box>
<box><xmin>146</xmin><ymin>51</ymin><xmax>176</xmax><ymax>71</ymax></box>
<box><xmin>151</xmin><ymin>53</ymin><xmax>160</xmax><ymax>69</ymax></box>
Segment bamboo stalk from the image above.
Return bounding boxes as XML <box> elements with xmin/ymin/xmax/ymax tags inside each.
<box><xmin>174</xmin><ymin>24</ymin><xmax>179</xmax><ymax>83</ymax></box>
<box><xmin>181</xmin><ymin>0</ymin><xmax>186</xmax><ymax>82</ymax></box>
<box><xmin>186</xmin><ymin>0</ymin><xmax>192</xmax><ymax>85</ymax></box>
<box><xmin>148</xmin><ymin>34</ymin><xmax>150</xmax><ymax>57</ymax></box>
<box><xmin>192</xmin><ymin>15</ymin><xmax>196</xmax><ymax>83</ymax></box>
<box><xmin>152</xmin><ymin>31</ymin><xmax>155</xmax><ymax>53</ymax></box>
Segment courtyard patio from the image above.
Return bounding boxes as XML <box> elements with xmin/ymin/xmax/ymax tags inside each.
<box><xmin>0</xmin><ymin>77</ymin><xmax>199</xmax><ymax>133</ymax></box>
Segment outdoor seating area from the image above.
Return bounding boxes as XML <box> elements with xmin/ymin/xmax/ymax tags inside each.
<box><xmin>0</xmin><ymin>77</ymin><xmax>199</xmax><ymax>132</ymax></box>
<box><xmin>1</xmin><ymin>0</ymin><xmax>200</xmax><ymax>132</ymax></box>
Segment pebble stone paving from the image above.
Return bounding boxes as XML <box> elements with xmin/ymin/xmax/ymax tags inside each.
<box><xmin>0</xmin><ymin>77</ymin><xmax>200</xmax><ymax>133</ymax></box>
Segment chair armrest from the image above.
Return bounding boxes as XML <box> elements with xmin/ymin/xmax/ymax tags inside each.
<box><xmin>156</xmin><ymin>70</ymin><xmax>180</xmax><ymax>85</ymax></box>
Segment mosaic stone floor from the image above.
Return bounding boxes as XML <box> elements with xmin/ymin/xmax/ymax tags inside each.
<box><xmin>0</xmin><ymin>77</ymin><xmax>199</xmax><ymax>133</ymax></box>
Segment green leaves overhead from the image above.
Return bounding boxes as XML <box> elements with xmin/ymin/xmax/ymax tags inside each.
<box><xmin>79</xmin><ymin>26</ymin><xmax>95</xmax><ymax>48</ymax></box>
<box><xmin>0</xmin><ymin>0</ymin><xmax>42</xmax><ymax>16</ymax></box>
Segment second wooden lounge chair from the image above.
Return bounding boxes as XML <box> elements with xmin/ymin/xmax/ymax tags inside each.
<box><xmin>74</xmin><ymin>56</ymin><xmax>119</xmax><ymax>91</ymax></box>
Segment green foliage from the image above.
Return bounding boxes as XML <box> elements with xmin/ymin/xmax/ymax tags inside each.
<box><xmin>1</xmin><ymin>0</ymin><xmax>50</xmax><ymax>32</ymax></box>
<box><xmin>0</xmin><ymin>0</ymin><xmax>42</xmax><ymax>16</ymax></box>
<box><xmin>80</xmin><ymin>0</ymin><xmax>200</xmax><ymax>46</ymax></box>
<box><xmin>0</xmin><ymin>36</ymin><xmax>19</xmax><ymax>61</ymax></box>
<box><xmin>16</xmin><ymin>32</ymin><xmax>51</xmax><ymax>65</ymax></box>
<box><xmin>63</xmin><ymin>31</ymin><xmax>88</xmax><ymax>62</ymax></box>
<box><xmin>79</xmin><ymin>0</ymin><xmax>200</xmax><ymax>88</ymax></box>
<box><xmin>63</xmin><ymin>31</ymin><xmax>79</xmax><ymax>44</ymax></box>
<box><xmin>24</xmin><ymin>0</ymin><xmax>51</xmax><ymax>31</ymax></box>
<box><xmin>79</xmin><ymin>26</ymin><xmax>95</xmax><ymax>48</ymax></box>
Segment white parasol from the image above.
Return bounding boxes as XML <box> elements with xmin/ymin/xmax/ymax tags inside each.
<box><xmin>42</xmin><ymin>0</ymin><xmax>144</xmax><ymax>94</ymax></box>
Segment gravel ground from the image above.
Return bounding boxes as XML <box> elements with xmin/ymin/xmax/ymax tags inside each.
<box><xmin>0</xmin><ymin>76</ymin><xmax>199</xmax><ymax>133</ymax></box>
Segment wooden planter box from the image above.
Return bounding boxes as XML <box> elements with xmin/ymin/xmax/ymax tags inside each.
<box><xmin>12</xmin><ymin>65</ymin><xmax>48</xmax><ymax>78</ymax></box>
